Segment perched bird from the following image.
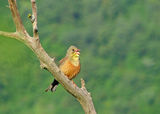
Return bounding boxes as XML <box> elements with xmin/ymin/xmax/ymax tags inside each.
<box><xmin>45</xmin><ymin>45</ymin><xmax>81</xmax><ymax>92</ymax></box>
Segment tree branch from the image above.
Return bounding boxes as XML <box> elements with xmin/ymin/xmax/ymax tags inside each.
<box><xmin>8</xmin><ymin>0</ymin><xmax>26</xmax><ymax>34</ymax></box>
<box><xmin>31</xmin><ymin>0</ymin><xmax>39</xmax><ymax>39</ymax></box>
<box><xmin>1</xmin><ymin>0</ymin><xmax>97</xmax><ymax>114</ymax></box>
<box><xmin>0</xmin><ymin>31</ymin><xmax>22</xmax><ymax>41</ymax></box>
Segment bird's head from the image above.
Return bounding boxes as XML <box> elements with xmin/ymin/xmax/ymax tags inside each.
<box><xmin>67</xmin><ymin>45</ymin><xmax>80</xmax><ymax>60</ymax></box>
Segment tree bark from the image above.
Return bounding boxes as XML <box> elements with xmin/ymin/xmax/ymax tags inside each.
<box><xmin>0</xmin><ymin>0</ymin><xmax>97</xmax><ymax>114</ymax></box>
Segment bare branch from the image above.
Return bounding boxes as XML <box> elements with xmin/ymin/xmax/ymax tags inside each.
<box><xmin>0</xmin><ymin>31</ymin><xmax>21</xmax><ymax>40</ymax></box>
<box><xmin>8</xmin><ymin>0</ymin><xmax>26</xmax><ymax>34</ymax></box>
<box><xmin>31</xmin><ymin>0</ymin><xmax>39</xmax><ymax>39</ymax></box>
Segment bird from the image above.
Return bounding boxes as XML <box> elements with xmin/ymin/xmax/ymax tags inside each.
<box><xmin>45</xmin><ymin>45</ymin><xmax>81</xmax><ymax>92</ymax></box>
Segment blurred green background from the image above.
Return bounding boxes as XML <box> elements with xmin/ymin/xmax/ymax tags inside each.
<box><xmin>0</xmin><ymin>0</ymin><xmax>160</xmax><ymax>114</ymax></box>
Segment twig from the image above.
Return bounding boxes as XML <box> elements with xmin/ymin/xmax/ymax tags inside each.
<box><xmin>8</xmin><ymin>0</ymin><xmax>26</xmax><ymax>34</ymax></box>
<box><xmin>31</xmin><ymin>0</ymin><xmax>39</xmax><ymax>39</ymax></box>
<box><xmin>0</xmin><ymin>31</ymin><xmax>19</xmax><ymax>39</ymax></box>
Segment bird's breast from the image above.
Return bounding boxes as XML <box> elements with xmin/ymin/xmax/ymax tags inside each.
<box><xmin>59</xmin><ymin>60</ymin><xmax>80</xmax><ymax>79</ymax></box>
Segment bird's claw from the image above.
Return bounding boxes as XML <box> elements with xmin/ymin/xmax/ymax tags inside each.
<box><xmin>72</xmin><ymin>80</ymin><xmax>77</xmax><ymax>88</ymax></box>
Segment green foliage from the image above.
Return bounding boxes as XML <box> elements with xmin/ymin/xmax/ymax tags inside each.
<box><xmin>0</xmin><ymin>0</ymin><xmax>160</xmax><ymax>113</ymax></box>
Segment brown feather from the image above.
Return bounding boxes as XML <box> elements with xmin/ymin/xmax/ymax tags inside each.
<box><xmin>59</xmin><ymin>59</ymin><xmax>80</xmax><ymax>79</ymax></box>
<box><xmin>59</xmin><ymin>57</ymin><xmax>68</xmax><ymax>65</ymax></box>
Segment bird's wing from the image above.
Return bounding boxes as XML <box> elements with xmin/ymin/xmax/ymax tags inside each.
<box><xmin>59</xmin><ymin>56</ymin><xmax>68</xmax><ymax>65</ymax></box>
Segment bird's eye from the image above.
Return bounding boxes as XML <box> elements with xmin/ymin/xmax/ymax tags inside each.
<box><xmin>72</xmin><ymin>49</ymin><xmax>75</xmax><ymax>52</ymax></box>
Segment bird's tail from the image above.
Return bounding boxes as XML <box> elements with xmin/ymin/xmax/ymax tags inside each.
<box><xmin>45</xmin><ymin>79</ymin><xmax>59</xmax><ymax>92</ymax></box>
<box><xmin>51</xmin><ymin>79</ymin><xmax>59</xmax><ymax>92</ymax></box>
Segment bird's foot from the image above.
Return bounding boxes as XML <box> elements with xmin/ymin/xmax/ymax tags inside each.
<box><xmin>72</xmin><ymin>80</ymin><xmax>77</xmax><ymax>88</ymax></box>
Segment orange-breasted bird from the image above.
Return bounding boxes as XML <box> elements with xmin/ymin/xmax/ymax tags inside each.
<box><xmin>45</xmin><ymin>45</ymin><xmax>81</xmax><ymax>92</ymax></box>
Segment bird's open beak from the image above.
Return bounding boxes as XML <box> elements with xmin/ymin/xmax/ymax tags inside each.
<box><xmin>75</xmin><ymin>49</ymin><xmax>80</xmax><ymax>55</ymax></box>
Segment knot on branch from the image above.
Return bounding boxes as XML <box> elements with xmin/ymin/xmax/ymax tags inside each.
<box><xmin>40</xmin><ymin>61</ymin><xmax>48</xmax><ymax>70</ymax></box>
<box><xmin>34</xmin><ymin>28</ymin><xmax>38</xmax><ymax>33</ymax></box>
<box><xmin>31</xmin><ymin>0</ymin><xmax>36</xmax><ymax>3</ymax></box>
